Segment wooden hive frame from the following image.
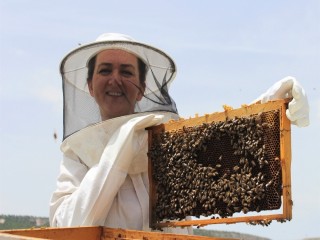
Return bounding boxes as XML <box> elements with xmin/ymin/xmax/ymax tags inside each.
<box><xmin>0</xmin><ymin>226</ymin><xmax>238</xmax><ymax>240</ymax></box>
<box><xmin>147</xmin><ymin>99</ymin><xmax>292</xmax><ymax>229</ymax></box>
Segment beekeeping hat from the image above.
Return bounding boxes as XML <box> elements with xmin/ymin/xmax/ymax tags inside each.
<box><xmin>60</xmin><ymin>33</ymin><xmax>178</xmax><ymax>139</ymax></box>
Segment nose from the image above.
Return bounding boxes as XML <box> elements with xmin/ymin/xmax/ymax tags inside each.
<box><xmin>108</xmin><ymin>70</ymin><xmax>123</xmax><ymax>86</ymax></box>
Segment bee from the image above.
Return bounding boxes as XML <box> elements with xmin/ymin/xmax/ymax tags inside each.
<box><xmin>242</xmin><ymin>207</ymin><xmax>249</xmax><ymax>214</ymax></box>
<box><xmin>233</xmin><ymin>166</ymin><xmax>240</xmax><ymax>172</ymax></box>
<box><xmin>266</xmin><ymin>180</ymin><xmax>273</xmax><ymax>188</ymax></box>
<box><xmin>53</xmin><ymin>131</ymin><xmax>58</xmax><ymax>141</ymax></box>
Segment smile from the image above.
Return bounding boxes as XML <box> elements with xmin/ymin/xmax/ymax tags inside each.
<box><xmin>106</xmin><ymin>91</ymin><xmax>123</xmax><ymax>96</ymax></box>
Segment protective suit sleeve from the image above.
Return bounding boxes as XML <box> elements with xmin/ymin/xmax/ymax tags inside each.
<box><xmin>252</xmin><ymin>76</ymin><xmax>310</xmax><ymax>127</ymax></box>
<box><xmin>49</xmin><ymin>114</ymin><xmax>164</xmax><ymax>227</ymax></box>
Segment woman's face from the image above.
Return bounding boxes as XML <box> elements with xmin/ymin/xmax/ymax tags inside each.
<box><xmin>88</xmin><ymin>49</ymin><xmax>144</xmax><ymax>120</ymax></box>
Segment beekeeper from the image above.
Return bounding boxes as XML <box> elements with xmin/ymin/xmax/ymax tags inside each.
<box><xmin>49</xmin><ymin>33</ymin><xmax>309</xmax><ymax>233</ymax></box>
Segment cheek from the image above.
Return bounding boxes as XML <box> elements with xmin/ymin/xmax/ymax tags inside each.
<box><xmin>88</xmin><ymin>80</ymin><xmax>94</xmax><ymax>97</ymax></box>
<box><xmin>128</xmin><ymin>80</ymin><xmax>144</xmax><ymax>101</ymax></box>
<box><xmin>136</xmin><ymin>87</ymin><xmax>144</xmax><ymax>101</ymax></box>
<box><xmin>88</xmin><ymin>76</ymin><xmax>104</xmax><ymax>98</ymax></box>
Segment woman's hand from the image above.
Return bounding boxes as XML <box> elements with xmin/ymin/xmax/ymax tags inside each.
<box><xmin>253</xmin><ymin>76</ymin><xmax>310</xmax><ymax>127</ymax></box>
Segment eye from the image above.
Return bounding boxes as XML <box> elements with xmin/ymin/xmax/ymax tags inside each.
<box><xmin>121</xmin><ymin>70</ymin><xmax>134</xmax><ymax>77</ymax></box>
<box><xmin>98</xmin><ymin>68</ymin><xmax>111</xmax><ymax>75</ymax></box>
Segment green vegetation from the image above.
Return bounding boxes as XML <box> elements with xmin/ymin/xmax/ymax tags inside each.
<box><xmin>194</xmin><ymin>228</ymin><xmax>270</xmax><ymax>240</ymax></box>
<box><xmin>0</xmin><ymin>215</ymin><xmax>49</xmax><ymax>230</ymax></box>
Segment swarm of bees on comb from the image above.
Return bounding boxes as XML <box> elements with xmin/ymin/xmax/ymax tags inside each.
<box><xmin>148</xmin><ymin>106</ymin><xmax>288</xmax><ymax>228</ymax></box>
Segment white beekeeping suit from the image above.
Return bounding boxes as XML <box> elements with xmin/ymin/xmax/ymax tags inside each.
<box><xmin>49</xmin><ymin>33</ymin><xmax>192</xmax><ymax>234</ymax></box>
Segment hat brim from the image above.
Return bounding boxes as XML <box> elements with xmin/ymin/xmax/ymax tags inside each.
<box><xmin>60</xmin><ymin>40</ymin><xmax>177</xmax><ymax>94</ymax></box>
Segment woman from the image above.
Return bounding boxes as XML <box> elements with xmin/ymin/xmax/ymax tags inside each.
<box><xmin>87</xmin><ymin>49</ymin><xmax>147</xmax><ymax>120</ymax></box>
<box><xmin>49</xmin><ymin>33</ymin><xmax>309</xmax><ymax>234</ymax></box>
<box><xmin>50</xmin><ymin>32</ymin><xmax>190</xmax><ymax>233</ymax></box>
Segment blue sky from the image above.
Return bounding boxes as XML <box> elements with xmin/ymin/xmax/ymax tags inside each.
<box><xmin>0</xmin><ymin>1</ymin><xmax>319</xmax><ymax>239</ymax></box>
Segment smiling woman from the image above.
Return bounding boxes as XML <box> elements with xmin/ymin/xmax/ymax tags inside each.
<box><xmin>49</xmin><ymin>33</ymin><xmax>189</xmax><ymax>234</ymax></box>
<box><xmin>60</xmin><ymin>33</ymin><xmax>178</xmax><ymax>139</ymax></box>
<box><xmin>87</xmin><ymin>49</ymin><xmax>146</xmax><ymax>120</ymax></box>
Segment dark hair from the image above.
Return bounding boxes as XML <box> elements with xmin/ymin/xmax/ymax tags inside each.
<box><xmin>87</xmin><ymin>54</ymin><xmax>147</xmax><ymax>89</ymax></box>
<box><xmin>87</xmin><ymin>55</ymin><xmax>96</xmax><ymax>83</ymax></box>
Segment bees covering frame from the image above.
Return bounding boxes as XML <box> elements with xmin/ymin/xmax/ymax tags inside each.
<box><xmin>147</xmin><ymin>100</ymin><xmax>292</xmax><ymax>229</ymax></box>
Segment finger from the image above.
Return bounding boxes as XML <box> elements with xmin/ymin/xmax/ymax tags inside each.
<box><xmin>289</xmin><ymin>116</ymin><xmax>310</xmax><ymax>127</ymax></box>
<box><xmin>295</xmin><ymin>117</ymin><xmax>310</xmax><ymax>127</ymax></box>
<box><xmin>291</xmin><ymin>81</ymin><xmax>305</xmax><ymax>101</ymax></box>
<box><xmin>286</xmin><ymin>107</ymin><xmax>308</xmax><ymax>122</ymax></box>
<box><xmin>287</xmin><ymin>98</ymin><xmax>304</xmax><ymax>116</ymax></box>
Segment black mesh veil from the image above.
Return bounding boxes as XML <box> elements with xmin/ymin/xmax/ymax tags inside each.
<box><xmin>60</xmin><ymin>33</ymin><xmax>178</xmax><ymax>139</ymax></box>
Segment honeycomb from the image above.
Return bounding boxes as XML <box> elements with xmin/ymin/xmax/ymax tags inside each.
<box><xmin>147</xmin><ymin>100</ymin><xmax>292</xmax><ymax>228</ymax></box>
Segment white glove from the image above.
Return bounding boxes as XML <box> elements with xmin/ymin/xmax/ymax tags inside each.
<box><xmin>253</xmin><ymin>76</ymin><xmax>310</xmax><ymax>127</ymax></box>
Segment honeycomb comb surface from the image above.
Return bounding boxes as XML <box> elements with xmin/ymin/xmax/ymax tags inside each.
<box><xmin>147</xmin><ymin>100</ymin><xmax>291</xmax><ymax>228</ymax></box>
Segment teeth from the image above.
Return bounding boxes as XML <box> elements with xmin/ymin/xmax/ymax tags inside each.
<box><xmin>107</xmin><ymin>91</ymin><xmax>122</xmax><ymax>96</ymax></box>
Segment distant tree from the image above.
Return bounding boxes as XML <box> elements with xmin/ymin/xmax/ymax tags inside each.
<box><xmin>0</xmin><ymin>215</ymin><xmax>49</xmax><ymax>230</ymax></box>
